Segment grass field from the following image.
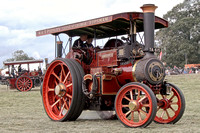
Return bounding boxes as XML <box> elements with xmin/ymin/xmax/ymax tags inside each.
<box><xmin>0</xmin><ymin>74</ymin><xmax>200</xmax><ymax>133</ymax></box>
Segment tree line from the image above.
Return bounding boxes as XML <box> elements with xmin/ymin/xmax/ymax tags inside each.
<box><xmin>155</xmin><ymin>0</ymin><xmax>200</xmax><ymax>67</ymax></box>
<box><xmin>4</xmin><ymin>50</ymin><xmax>35</xmax><ymax>62</ymax></box>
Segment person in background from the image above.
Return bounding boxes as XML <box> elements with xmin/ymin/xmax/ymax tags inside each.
<box><xmin>38</xmin><ymin>66</ymin><xmax>42</xmax><ymax>76</ymax></box>
<box><xmin>18</xmin><ymin>64</ymin><xmax>22</xmax><ymax>72</ymax></box>
<box><xmin>72</xmin><ymin>34</ymin><xmax>88</xmax><ymax>48</ymax></box>
<box><xmin>11</xmin><ymin>65</ymin><xmax>16</xmax><ymax>77</ymax></box>
<box><xmin>18</xmin><ymin>64</ymin><xmax>22</xmax><ymax>76</ymax></box>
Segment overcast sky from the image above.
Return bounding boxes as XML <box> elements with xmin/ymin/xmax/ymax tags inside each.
<box><xmin>0</xmin><ymin>0</ymin><xmax>184</xmax><ymax>68</ymax></box>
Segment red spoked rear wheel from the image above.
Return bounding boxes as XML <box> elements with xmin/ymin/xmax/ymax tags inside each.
<box><xmin>42</xmin><ymin>59</ymin><xmax>81</xmax><ymax>121</ymax></box>
<box><xmin>115</xmin><ymin>82</ymin><xmax>157</xmax><ymax>128</ymax></box>
<box><xmin>15</xmin><ymin>76</ymin><xmax>33</xmax><ymax>92</ymax></box>
<box><xmin>154</xmin><ymin>83</ymin><xmax>185</xmax><ymax>124</ymax></box>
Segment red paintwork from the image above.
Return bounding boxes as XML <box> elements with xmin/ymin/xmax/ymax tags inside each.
<box><xmin>29</xmin><ymin>71</ymin><xmax>39</xmax><ymax>76</ymax></box>
<box><xmin>15</xmin><ymin>76</ymin><xmax>33</xmax><ymax>91</ymax></box>
<box><xmin>154</xmin><ymin>86</ymin><xmax>182</xmax><ymax>123</ymax></box>
<box><xmin>66</xmin><ymin>47</ymin><xmax>135</xmax><ymax>95</ymax></box>
<box><xmin>8</xmin><ymin>78</ymin><xmax>17</xmax><ymax>89</ymax></box>
<box><xmin>101</xmin><ymin>74</ymin><xmax>121</xmax><ymax>95</ymax></box>
<box><xmin>3</xmin><ymin>60</ymin><xmax>43</xmax><ymax>90</ymax></box>
<box><xmin>90</xmin><ymin>67</ymin><xmax>112</xmax><ymax>75</ymax></box>
<box><xmin>97</xmin><ymin>49</ymin><xmax>118</xmax><ymax>67</ymax></box>
<box><xmin>115</xmin><ymin>83</ymin><xmax>154</xmax><ymax>127</ymax></box>
<box><xmin>36</xmin><ymin>5</ymin><xmax>185</xmax><ymax>128</ymax></box>
<box><xmin>42</xmin><ymin>59</ymin><xmax>73</xmax><ymax>120</ymax></box>
<box><xmin>116</xmin><ymin>63</ymin><xmax>135</xmax><ymax>85</ymax></box>
<box><xmin>86</xmin><ymin>75</ymin><xmax>101</xmax><ymax>94</ymax></box>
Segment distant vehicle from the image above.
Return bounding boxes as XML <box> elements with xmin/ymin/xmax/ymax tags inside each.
<box><xmin>2</xmin><ymin>59</ymin><xmax>43</xmax><ymax>92</ymax></box>
<box><xmin>36</xmin><ymin>4</ymin><xmax>185</xmax><ymax>127</ymax></box>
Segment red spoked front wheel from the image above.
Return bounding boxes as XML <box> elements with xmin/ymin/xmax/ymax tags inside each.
<box><xmin>15</xmin><ymin>76</ymin><xmax>33</xmax><ymax>92</ymax></box>
<box><xmin>42</xmin><ymin>59</ymin><xmax>83</xmax><ymax>121</ymax></box>
<box><xmin>115</xmin><ymin>82</ymin><xmax>157</xmax><ymax>128</ymax></box>
<box><xmin>154</xmin><ymin>83</ymin><xmax>185</xmax><ymax>124</ymax></box>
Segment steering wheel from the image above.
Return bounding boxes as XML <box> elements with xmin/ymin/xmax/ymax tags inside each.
<box><xmin>82</xmin><ymin>48</ymin><xmax>93</xmax><ymax>65</ymax></box>
<box><xmin>73</xmin><ymin>47</ymin><xmax>93</xmax><ymax>65</ymax></box>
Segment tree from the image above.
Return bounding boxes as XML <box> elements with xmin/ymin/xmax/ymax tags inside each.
<box><xmin>155</xmin><ymin>0</ymin><xmax>200</xmax><ymax>67</ymax></box>
<box><xmin>5</xmin><ymin>50</ymin><xmax>35</xmax><ymax>62</ymax></box>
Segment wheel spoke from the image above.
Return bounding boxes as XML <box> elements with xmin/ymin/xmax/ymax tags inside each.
<box><xmin>138</xmin><ymin>111</ymin><xmax>142</xmax><ymax>122</ymax></box>
<box><xmin>165</xmin><ymin>109</ymin><xmax>170</xmax><ymax>119</ymax></box>
<box><xmin>66</xmin><ymin>93</ymin><xmax>72</xmax><ymax>99</ymax></box>
<box><xmin>137</xmin><ymin>90</ymin><xmax>141</xmax><ymax>100</ymax></box>
<box><xmin>122</xmin><ymin>104</ymin><xmax>129</xmax><ymax>108</ymax></box>
<box><xmin>139</xmin><ymin>109</ymin><xmax>147</xmax><ymax>116</ymax></box>
<box><xmin>51</xmin><ymin>99</ymin><xmax>60</xmax><ymax>108</ymax></box>
<box><xmin>63</xmin><ymin>71</ymin><xmax>70</xmax><ymax>83</ymax></box>
<box><xmin>125</xmin><ymin>110</ymin><xmax>131</xmax><ymax>117</ymax></box>
<box><xmin>169</xmin><ymin>106</ymin><xmax>176</xmax><ymax>113</ymax></box>
<box><xmin>60</xmin><ymin>69</ymin><xmax>63</xmax><ymax>81</ymax></box>
<box><xmin>59</xmin><ymin>104</ymin><xmax>65</xmax><ymax>116</ymax></box>
<box><xmin>47</xmin><ymin>87</ymin><xmax>54</xmax><ymax>92</ymax></box>
<box><xmin>25</xmin><ymin>79</ymin><xmax>29</xmax><ymax>83</ymax></box>
<box><xmin>160</xmin><ymin>110</ymin><xmax>165</xmax><ymax>119</ymax></box>
<box><xmin>25</xmin><ymin>84</ymin><xmax>28</xmax><ymax>89</ymax></box>
<box><xmin>52</xmin><ymin>72</ymin><xmax>62</xmax><ymax>83</ymax></box>
<box><xmin>170</xmin><ymin>102</ymin><xmax>178</xmax><ymax>105</ymax></box>
<box><xmin>131</xmin><ymin>112</ymin><xmax>134</xmax><ymax>121</ymax></box>
<box><xmin>62</xmin><ymin>97</ymin><xmax>69</xmax><ymax>110</ymax></box>
<box><xmin>60</xmin><ymin>64</ymin><xmax>66</xmax><ymax>78</ymax></box>
<box><xmin>142</xmin><ymin>104</ymin><xmax>149</xmax><ymax>107</ymax></box>
<box><xmin>18</xmin><ymin>79</ymin><xmax>22</xmax><ymax>83</ymax></box>
<box><xmin>130</xmin><ymin>90</ymin><xmax>133</xmax><ymax>100</ymax></box>
<box><xmin>169</xmin><ymin>93</ymin><xmax>175</xmax><ymax>101</ymax></box>
<box><xmin>66</xmin><ymin>83</ymin><xmax>72</xmax><ymax>88</ymax></box>
<box><xmin>138</xmin><ymin>96</ymin><xmax>147</xmax><ymax>103</ymax></box>
<box><xmin>22</xmin><ymin>79</ymin><xmax>25</xmax><ymax>82</ymax></box>
<box><xmin>124</xmin><ymin>96</ymin><xmax>131</xmax><ymax>102</ymax></box>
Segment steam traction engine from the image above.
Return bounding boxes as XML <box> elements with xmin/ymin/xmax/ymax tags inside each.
<box><xmin>36</xmin><ymin>4</ymin><xmax>185</xmax><ymax>127</ymax></box>
<box><xmin>3</xmin><ymin>60</ymin><xmax>43</xmax><ymax>92</ymax></box>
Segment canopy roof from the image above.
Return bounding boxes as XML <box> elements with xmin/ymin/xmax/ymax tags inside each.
<box><xmin>36</xmin><ymin>12</ymin><xmax>168</xmax><ymax>39</ymax></box>
<box><xmin>4</xmin><ymin>59</ymin><xmax>43</xmax><ymax>66</ymax></box>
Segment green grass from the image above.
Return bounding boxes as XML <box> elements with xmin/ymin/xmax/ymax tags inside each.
<box><xmin>0</xmin><ymin>74</ymin><xmax>199</xmax><ymax>133</ymax></box>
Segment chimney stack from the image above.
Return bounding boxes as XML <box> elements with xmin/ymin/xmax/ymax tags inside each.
<box><xmin>140</xmin><ymin>4</ymin><xmax>157</xmax><ymax>54</ymax></box>
<box><xmin>56</xmin><ymin>41</ymin><xmax>63</xmax><ymax>58</ymax></box>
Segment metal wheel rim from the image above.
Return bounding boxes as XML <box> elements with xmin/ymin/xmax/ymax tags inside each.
<box><xmin>42</xmin><ymin>60</ymin><xmax>73</xmax><ymax>120</ymax></box>
<box><xmin>16</xmin><ymin>76</ymin><xmax>33</xmax><ymax>91</ymax></box>
<box><xmin>154</xmin><ymin>86</ymin><xmax>182</xmax><ymax>123</ymax></box>
<box><xmin>115</xmin><ymin>84</ymin><xmax>154</xmax><ymax>127</ymax></box>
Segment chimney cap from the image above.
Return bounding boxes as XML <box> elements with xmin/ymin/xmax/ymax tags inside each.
<box><xmin>140</xmin><ymin>4</ymin><xmax>157</xmax><ymax>13</ymax></box>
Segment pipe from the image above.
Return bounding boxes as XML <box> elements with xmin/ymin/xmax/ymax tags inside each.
<box><xmin>45</xmin><ymin>58</ymin><xmax>48</xmax><ymax>69</ymax></box>
<box><xmin>140</xmin><ymin>4</ymin><xmax>157</xmax><ymax>54</ymax></box>
<box><xmin>56</xmin><ymin>41</ymin><xmax>63</xmax><ymax>58</ymax></box>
